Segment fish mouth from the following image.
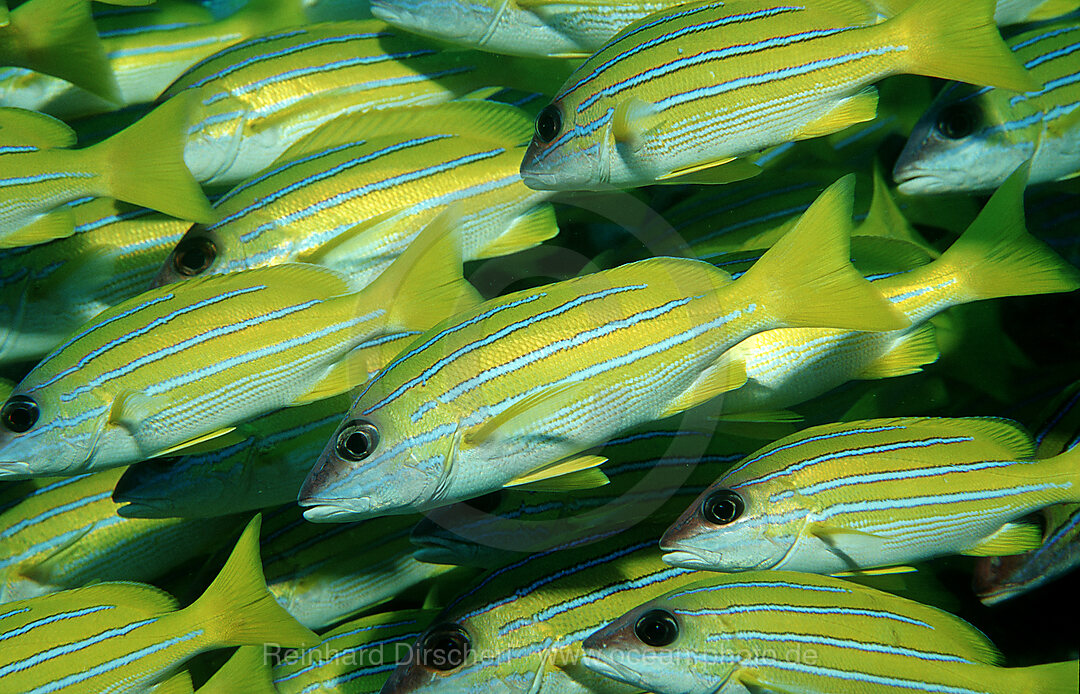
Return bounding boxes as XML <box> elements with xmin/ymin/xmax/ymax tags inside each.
<box><xmin>661</xmin><ymin>549</ymin><xmax>715</xmax><ymax>569</ymax></box>
<box><xmin>519</xmin><ymin>170</ymin><xmax>560</xmax><ymax>191</ymax></box>
<box><xmin>580</xmin><ymin>654</ymin><xmax>646</xmax><ymax>688</ymax></box>
<box><xmin>114</xmin><ymin>500</ymin><xmax>168</xmax><ymax>519</ymax></box>
<box><xmin>0</xmin><ymin>461</ymin><xmax>31</xmax><ymax>479</ymax></box>
<box><xmin>301</xmin><ymin>501</ymin><xmax>368</xmax><ymax>523</ymax></box>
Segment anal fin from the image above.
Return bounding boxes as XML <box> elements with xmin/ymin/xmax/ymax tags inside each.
<box><xmin>797</xmin><ymin>87</ymin><xmax>878</xmax><ymax>139</ymax></box>
<box><xmin>1</xmin><ymin>206</ymin><xmax>77</xmax><ymax>248</ymax></box>
<box><xmin>856</xmin><ymin>323</ymin><xmax>939</xmax><ymax>379</ymax></box>
<box><xmin>962</xmin><ymin>520</ymin><xmax>1043</xmax><ymax>557</ymax></box>
<box><xmin>474</xmin><ymin>203</ymin><xmax>560</xmax><ymax>259</ymax></box>
<box><xmin>153</xmin><ymin>427</ymin><xmax>237</xmax><ymax>457</ymax></box>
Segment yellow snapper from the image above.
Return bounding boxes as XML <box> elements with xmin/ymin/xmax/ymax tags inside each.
<box><xmin>894</xmin><ymin>19</ymin><xmax>1080</xmax><ymax>193</ymax></box>
<box><xmin>164</xmin><ymin>20</ymin><xmax>575</xmax><ymax>186</ymax></box>
<box><xmin>0</xmin><ymin>466</ymin><xmax>240</xmax><ymax>603</ymax></box>
<box><xmin>381</xmin><ymin>520</ymin><xmax>702</xmax><ymax>694</ymax></box>
<box><xmin>714</xmin><ymin>164</ymin><xmax>1079</xmax><ymax>416</ymax></box>
<box><xmin>0</xmin><ymin>0</ymin><xmax>307</xmax><ymax>119</ymax></box>
<box><xmin>0</xmin><ymin>213</ymin><xmax>479</xmax><ymax>479</ymax></box>
<box><xmin>0</xmin><ymin>514</ymin><xmax>318</xmax><ymax>694</ymax></box>
<box><xmin>519</xmin><ymin>0</ymin><xmax>1038</xmax><ymax>190</ymax></box>
<box><xmin>154</xmin><ymin>101</ymin><xmax>558</xmax><ymax>290</ymax></box>
<box><xmin>580</xmin><ymin>571</ymin><xmax>1079</xmax><ymax>694</ymax></box>
<box><xmin>371</xmin><ymin>0</ymin><xmax>683</xmax><ymax>58</ymax></box>
<box><xmin>0</xmin><ymin>91</ymin><xmax>214</xmax><ymax>248</ymax></box>
<box><xmin>298</xmin><ymin>175</ymin><xmax>908</xmax><ymax>522</ymax></box>
<box><xmin>661</xmin><ymin>416</ymin><xmax>1080</xmax><ymax>574</ymax></box>
<box><xmin>0</xmin><ymin>0</ymin><xmax>121</xmax><ymax>105</ymax></box>
<box><xmin>0</xmin><ymin>197</ymin><xmax>192</xmax><ymax>366</ymax></box>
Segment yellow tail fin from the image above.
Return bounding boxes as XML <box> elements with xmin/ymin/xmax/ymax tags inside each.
<box><xmin>936</xmin><ymin>164</ymin><xmax>1080</xmax><ymax>301</ymax></box>
<box><xmin>186</xmin><ymin>515</ymin><xmax>319</xmax><ymax>649</ymax></box>
<box><xmin>363</xmin><ymin>207</ymin><xmax>484</xmax><ymax>331</ymax></box>
<box><xmin>895</xmin><ymin>0</ymin><xmax>1039</xmax><ymax>92</ymax></box>
<box><xmin>1003</xmin><ymin>660</ymin><xmax>1080</xmax><ymax>694</ymax></box>
<box><xmin>95</xmin><ymin>90</ymin><xmax>216</xmax><ymax>225</ymax></box>
<box><xmin>0</xmin><ymin>0</ymin><xmax>122</xmax><ymax>104</ymax></box>
<box><xmin>736</xmin><ymin>174</ymin><xmax>909</xmax><ymax>332</ymax></box>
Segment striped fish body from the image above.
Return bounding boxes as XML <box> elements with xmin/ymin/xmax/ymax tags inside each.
<box><xmin>580</xmin><ymin>570</ymin><xmax>1078</xmax><ymax>694</ymax></box>
<box><xmin>272</xmin><ymin>609</ymin><xmax>436</xmax><ymax>694</ymax></box>
<box><xmin>520</xmin><ymin>0</ymin><xmax>1037</xmax><ymax>190</ymax></box>
<box><xmin>155</xmin><ymin>101</ymin><xmax>557</xmax><ymax>288</ymax></box>
<box><xmin>371</xmin><ymin>0</ymin><xmax>681</xmax><ymax>57</ymax></box>
<box><xmin>661</xmin><ymin>417</ymin><xmax>1080</xmax><ymax>574</ymax></box>
<box><xmin>0</xmin><ymin>515</ymin><xmax>318</xmax><ymax>694</ymax></box>
<box><xmin>259</xmin><ymin>504</ymin><xmax>461</xmax><ymax>629</ymax></box>
<box><xmin>0</xmin><ymin>466</ymin><xmax>240</xmax><ymax>603</ymax></box>
<box><xmin>165</xmin><ymin>20</ymin><xmax>574</xmax><ymax>186</ymax></box>
<box><xmin>895</xmin><ymin>19</ymin><xmax>1080</xmax><ymax>193</ymax></box>
<box><xmin>412</xmin><ymin>425</ymin><xmax>753</xmax><ymax>566</ymax></box>
<box><xmin>0</xmin><ymin>197</ymin><xmax>191</xmax><ymax>366</ymax></box>
<box><xmin>381</xmin><ymin>521</ymin><xmax>702</xmax><ymax>694</ymax></box>
<box><xmin>0</xmin><ymin>0</ymin><xmax>308</xmax><ymax>119</ymax></box>
<box><xmin>298</xmin><ymin>175</ymin><xmax>908</xmax><ymax>521</ymax></box>
<box><xmin>878</xmin><ymin>0</ymin><xmax>1080</xmax><ymax>26</ymax></box>
<box><xmin>0</xmin><ymin>264</ymin><xmax>378</xmax><ymax>478</ymax></box>
<box><xmin>113</xmin><ymin>393</ymin><xmax>357</xmax><ymax>519</ymax></box>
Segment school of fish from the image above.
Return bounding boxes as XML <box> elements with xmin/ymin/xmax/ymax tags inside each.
<box><xmin>0</xmin><ymin>0</ymin><xmax>1078</xmax><ymax>691</ymax></box>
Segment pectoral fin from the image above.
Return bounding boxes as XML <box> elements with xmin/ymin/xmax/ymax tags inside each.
<box><xmin>856</xmin><ymin>323</ymin><xmax>939</xmax><ymax>379</ymax></box>
<box><xmin>0</xmin><ymin>207</ymin><xmax>77</xmax><ymax>248</ymax></box>
<box><xmin>152</xmin><ymin>427</ymin><xmax>237</xmax><ymax>457</ymax></box>
<box><xmin>504</xmin><ymin>455</ymin><xmax>608</xmax><ymax>489</ymax></box>
<box><xmin>464</xmin><ymin>382</ymin><xmax>582</xmax><ymax>448</ymax></box>
<box><xmin>612</xmin><ymin>97</ymin><xmax>661</xmax><ymax>151</ymax></box>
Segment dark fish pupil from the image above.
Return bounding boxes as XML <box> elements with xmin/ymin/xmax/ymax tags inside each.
<box><xmin>174</xmin><ymin>236</ymin><xmax>217</xmax><ymax>277</ymax></box>
<box><xmin>1</xmin><ymin>395</ymin><xmax>39</xmax><ymax>433</ymax></box>
<box><xmin>634</xmin><ymin>609</ymin><xmax>679</xmax><ymax>647</ymax></box>
<box><xmin>335</xmin><ymin>419</ymin><xmax>379</xmax><ymax>462</ymax></box>
<box><xmin>937</xmin><ymin>103</ymin><xmax>979</xmax><ymax>140</ymax></box>
<box><xmin>702</xmin><ymin>489</ymin><xmax>744</xmax><ymax>525</ymax></box>
<box><xmin>535</xmin><ymin>105</ymin><xmax>562</xmax><ymax>143</ymax></box>
<box><xmin>421</xmin><ymin>624</ymin><xmax>470</xmax><ymax>670</ymax></box>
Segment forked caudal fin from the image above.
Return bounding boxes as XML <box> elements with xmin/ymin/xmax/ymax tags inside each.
<box><xmin>185</xmin><ymin>515</ymin><xmax>319</xmax><ymax>649</ymax></box>
<box><xmin>735</xmin><ymin>174</ymin><xmax>910</xmax><ymax>333</ymax></box>
<box><xmin>933</xmin><ymin>163</ymin><xmax>1080</xmax><ymax>302</ymax></box>
<box><xmin>95</xmin><ymin>90</ymin><xmax>217</xmax><ymax>226</ymax></box>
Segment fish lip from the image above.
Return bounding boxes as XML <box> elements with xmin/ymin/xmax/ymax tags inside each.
<box><xmin>113</xmin><ymin>500</ymin><xmax>167</xmax><ymax>519</ymax></box>
<box><xmin>519</xmin><ymin>169</ymin><xmax>559</xmax><ymax>191</ymax></box>
<box><xmin>661</xmin><ymin>549</ymin><xmax>714</xmax><ymax>569</ymax></box>
<box><xmin>0</xmin><ymin>461</ymin><xmax>31</xmax><ymax>479</ymax></box>
<box><xmin>580</xmin><ymin>654</ymin><xmax>645</xmax><ymax>688</ymax></box>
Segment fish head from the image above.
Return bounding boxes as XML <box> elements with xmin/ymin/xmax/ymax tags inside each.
<box><xmin>893</xmin><ymin>85</ymin><xmax>1033</xmax><ymax>194</ymax></box>
<box><xmin>154</xmin><ymin>223</ymin><xmax>238</xmax><ymax>286</ymax></box>
<box><xmin>581</xmin><ymin>597</ymin><xmax>728</xmax><ymax>694</ymax></box>
<box><xmin>110</xmin><ymin>456</ymin><xmax>187</xmax><ymax>518</ymax></box>
<box><xmin>520</xmin><ymin>92</ymin><xmax>610</xmax><ymax>191</ymax></box>
<box><xmin>409</xmin><ymin>492</ymin><xmax>513</xmax><ymax>566</ymax></box>
<box><xmin>659</xmin><ymin>479</ymin><xmax>799</xmax><ymax>572</ymax></box>
<box><xmin>0</xmin><ymin>382</ymin><xmax>102</xmax><ymax>479</ymax></box>
<box><xmin>299</xmin><ymin>409</ymin><xmax>450</xmax><ymax>522</ymax></box>
<box><xmin>371</xmin><ymin>0</ymin><xmax>495</xmax><ymax>45</ymax></box>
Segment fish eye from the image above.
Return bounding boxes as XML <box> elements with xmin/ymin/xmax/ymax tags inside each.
<box><xmin>634</xmin><ymin>609</ymin><xmax>679</xmax><ymax>647</ymax></box>
<box><xmin>701</xmin><ymin>489</ymin><xmax>744</xmax><ymax>525</ymax></box>
<box><xmin>1</xmin><ymin>395</ymin><xmax>39</xmax><ymax>433</ymax></box>
<box><xmin>419</xmin><ymin>623</ymin><xmax>471</xmax><ymax>671</ymax></box>
<box><xmin>936</xmin><ymin>102</ymin><xmax>980</xmax><ymax>140</ymax></box>
<box><xmin>172</xmin><ymin>234</ymin><xmax>217</xmax><ymax>277</ymax></box>
<box><xmin>535</xmin><ymin>104</ymin><xmax>562</xmax><ymax>143</ymax></box>
<box><xmin>335</xmin><ymin>419</ymin><xmax>379</xmax><ymax>462</ymax></box>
